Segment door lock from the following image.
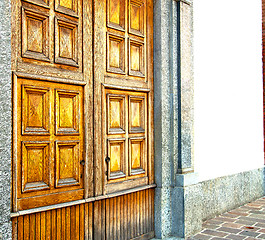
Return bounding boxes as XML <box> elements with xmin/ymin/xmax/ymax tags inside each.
<box><xmin>105</xmin><ymin>156</ymin><xmax>110</xmax><ymax>163</ymax></box>
<box><xmin>80</xmin><ymin>160</ymin><xmax>85</xmax><ymax>166</ymax></box>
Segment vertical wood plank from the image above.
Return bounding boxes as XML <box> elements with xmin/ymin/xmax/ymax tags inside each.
<box><xmin>66</xmin><ymin>205</ymin><xmax>71</xmax><ymax>238</ymax></box>
<box><xmin>124</xmin><ymin>194</ymin><xmax>128</xmax><ymax>240</ymax></box>
<box><xmin>70</xmin><ymin>206</ymin><xmax>76</xmax><ymax>240</ymax></box>
<box><xmin>146</xmin><ymin>189</ymin><xmax>150</xmax><ymax>232</ymax></box>
<box><xmin>75</xmin><ymin>205</ymin><xmax>80</xmax><ymax>240</ymax></box>
<box><xmin>94</xmin><ymin>201</ymin><xmax>102</xmax><ymax>239</ymax></box>
<box><xmin>59</xmin><ymin>208</ymin><xmax>64</xmax><ymax>240</ymax></box>
<box><xmin>40</xmin><ymin>211</ymin><xmax>46</xmax><ymax>240</ymax></box>
<box><xmin>79</xmin><ymin>203</ymin><xmax>85</xmax><ymax>240</ymax></box>
<box><xmin>120</xmin><ymin>195</ymin><xmax>124</xmax><ymax>240</ymax></box>
<box><xmin>129</xmin><ymin>193</ymin><xmax>132</xmax><ymax>239</ymax></box>
<box><xmin>140</xmin><ymin>190</ymin><xmax>143</xmax><ymax>235</ymax></box>
<box><xmin>106</xmin><ymin>198</ymin><xmax>110</xmax><ymax>240</ymax></box>
<box><xmin>109</xmin><ymin>197</ymin><xmax>114</xmax><ymax>240</ymax></box>
<box><xmin>137</xmin><ymin>191</ymin><xmax>140</xmax><ymax>236</ymax></box>
<box><xmin>84</xmin><ymin>203</ymin><xmax>89</xmax><ymax>240</ymax></box>
<box><xmin>116</xmin><ymin>196</ymin><xmax>120</xmax><ymax>240</ymax></box>
<box><xmin>51</xmin><ymin>209</ymin><xmax>56</xmax><ymax>240</ymax></box>
<box><xmin>88</xmin><ymin>202</ymin><xmax>93</xmax><ymax>240</ymax></box>
<box><xmin>12</xmin><ymin>217</ymin><xmax>18</xmax><ymax>240</ymax></box>
<box><xmin>35</xmin><ymin>212</ymin><xmax>41</xmax><ymax>240</ymax></box>
<box><xmin>83</xmin><ymin>0</ymin><xmax>94</xmax><ymax>200</ymax></box>
<box><xmin>17</xmin><ymin>216</ymin><xmax>24</xmax><ymax>240</ymax></box>
<box><xmin>113</xmin><ymin>197</ymin><xmax>117</xmax><ymax>240</ymax></box>
<box><xmin>101</xmin><ymin>200</ymin><xmax>106</xmax><ymax>240</ymax></box>
<box><xmin>46</xmin><ymin>210</ymin><xmax>51</xmax><ymax>240</ymax></box>
<box><xmin>29</xmin><ymin>213</ymin><xmax>35</xmax><ymax>240</ymax></box>
<box><xmin>24</xmin><ymin>214</ymin><xmax>30</xmax><ymax>240</ymax></box>
<box><xmin>130</xmin><ymin>193</ymin><xmax>134</xmax><ymax>238</ymax></box>
<box><xmin>142</xmin><ymin>190</ymin><xmax>146</xmax><ymax>234</ymax></box>
<box><xmin>148</xmin><ymin>189</ymin><xmax>151</xmax><ymax>232</ymax></box>
<box><xmin>151</xmin><ymin>189</ymin><xmax>154</xmax><ymax>231</ymax></box>
<box><xmin>135</xmin><ymin>192</ymin><xmax>138</xmax><ymax>237</ymax></box>
<box><xmin>93</xmin><ymin>0</ymin><xmax>105</xmax><ymax>197</ymax></box>
<box><xmin>62</xmin><ymin>208</ymin><xmax>66</xmax><ymax>240</ymax></box>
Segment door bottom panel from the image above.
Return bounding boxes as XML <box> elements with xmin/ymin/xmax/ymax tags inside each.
<box><xmin>12</xmin><ymin>189</ymin><xmax>154</xmax><ymax>240</ymax></box>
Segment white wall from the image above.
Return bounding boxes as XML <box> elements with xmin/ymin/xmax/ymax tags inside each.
<box><xmin>194</xmin><ymin>0</ymin><xmax>264</xmax><ymax>181</ymax></box>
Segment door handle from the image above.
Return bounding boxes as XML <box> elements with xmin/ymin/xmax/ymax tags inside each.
<box><xmin>105</xmin><ymin>157</ymin><xmax>110</xmax><ymax>179</ymax></box>
<box><xmin>80</xmin><ymin>160</ymin><xmax>85</xmax><ymax>166</ymax></box>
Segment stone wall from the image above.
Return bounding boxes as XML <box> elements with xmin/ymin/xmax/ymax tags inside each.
<box><xmin>0</xmin><ymin>0</ymin><xmax>12</xmax><ymax>239</ymax></box>
<box><xmin>200</xmin><ymin>168</ymin><xmax>265</xmax><ymax>222</ymax></box>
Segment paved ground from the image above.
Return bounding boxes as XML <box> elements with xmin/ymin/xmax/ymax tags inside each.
<box><xmin>187</xmin><ymin>197</ymin><xmax>265</xmax><ymax>240</ymax></box>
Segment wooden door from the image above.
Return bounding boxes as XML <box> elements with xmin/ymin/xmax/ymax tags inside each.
<box><xmin>94</xmin><ymin>0</ymin><xmax>154</xmax><ymax>196</ymax></box>
<box><xmin>11</xmin><ymin>0</ymin><xmax>154</xmax><ymax>238</ymax></box>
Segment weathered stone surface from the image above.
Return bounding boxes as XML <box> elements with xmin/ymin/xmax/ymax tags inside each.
<box><xmin>153</xmin><ymin>0</ymin><xmax>194</xmax><ymax>238</ymax></box>
<box><xmin>172</xmin><ymin>180</ymin><xmax>203</xmax><ymax>237</ymax></box>
<box><xmin>0</xmin><ymin>0</ymin><xmax>12</xmax><ymax>239</ymax></box>
<box><xmin>200</xmin><ymin>168</ymin><xmax>265</xmax><ymax>222</ymax></box>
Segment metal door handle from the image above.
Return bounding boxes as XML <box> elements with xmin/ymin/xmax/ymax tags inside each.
<box><xmin>105</xmin><ymin>157</ymin><xmax>110</xmax><ymax>178</ymax></box>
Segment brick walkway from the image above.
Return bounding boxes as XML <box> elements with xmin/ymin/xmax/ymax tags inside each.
<box><xmin>187</xmin><ymin>197</ymin><xmax>265</xmax><ymax>240</ymax></box>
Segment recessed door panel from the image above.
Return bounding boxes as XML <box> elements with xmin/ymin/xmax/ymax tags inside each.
<box><xmin>22</xmin><ymin>85</ymin><xmax>50</xmax><ymax>135</ymax></box>
<box><xmin>16</xmin><ymin>78</ymin><xmax>84</xmax><ymax>209</ymax></box>
<box><xmin>21</xmin><ymin>141</ymin><xmax>50</xmax><ymax>193</ymax></box>
<box><xmin>103</xmin><ymin>89</ymin><xmax>149</xmax><ymax>193</ymax></box>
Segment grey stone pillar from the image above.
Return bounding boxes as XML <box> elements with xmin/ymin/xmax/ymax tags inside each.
<box><xmin>0</xmin><ymin>0</ymin><xmax>12</xmax><ymax>239</ymax></box>
<box><xmin>154</xmin><ymin>0</ymin><xmax>201</xmax><ymax>238</ymax></box>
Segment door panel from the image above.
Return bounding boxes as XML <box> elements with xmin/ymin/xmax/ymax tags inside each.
<box><xmin>17</xmin><ymin>0</ymin><xmax>83</xmax><ymax>80</ymax></box>
<box><xmin>14</xmin><ymin>189</ymin><xmax>154</xmax><ymax>240</ymax></box>
<box><xmin>16</xmin><ymin>78</ymin><xmax>84</xmax><ymax>210</ymax></box>
<box><xmin>103</xmin><ymin>89</ymin><xmax>149</xmax><ymax>194</ymax></box>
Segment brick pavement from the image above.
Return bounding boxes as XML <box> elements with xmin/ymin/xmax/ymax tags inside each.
<box><xmin>187</xmin><ymin>197</ymin><xmax>265</xmax><ymax>240</ymax></box>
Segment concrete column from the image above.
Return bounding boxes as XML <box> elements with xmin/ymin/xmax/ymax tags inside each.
<box><xmin>154</xmin><ymin>0</ymin><xmax>174</xmax><ymax>237</ymax></box>
<box><xmin>154</xmin><ymin>0</ymin><xmax>200</xmax><ymax>238</ymax></box>
<box><xmin>0</xmin><ymin>0</ymin><xmax>12</xmax><ymax>239</ymax></box>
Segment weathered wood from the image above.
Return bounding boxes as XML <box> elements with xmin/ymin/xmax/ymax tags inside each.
<box><xmin>84</xmin><ymin>202</ymin><xmax>89</xmax><ymax>240</ymax></box>
<box><xmin>12</xmin><ymin>189</ymin><xmax>154</xmax><ymax>239</ymax></box>
<box><xmin>29</xmin><ymin>213</ymin><xmax>35</xmax><ymax>240</ymax></box>
<box><xmin>51</xmin><ymin>209</ymin><xmax>56</xmax><ymax>239</ymax></box>
<box><xmin>46</xmin><ymin>210</ymin><xmax>51</xmax><ymax>239</ymax></box>
<box><xmin>83</xmin><ymin>0</ymin><xmax>94</xmax><ymax>199</ymax></box>
<box><xmin>88</xmin><ymin>202</ymin><xmax>93</xmax><ymax>240</ymax></box>
<box><xmin>79</xmin><ymin>203</ymin><xmax>85</xmax><ymax>240</ymax></box>
<box><xmin>12</xmin><ymin>0</ymin><xmax>154</xmax><ymax>238</ymax></box>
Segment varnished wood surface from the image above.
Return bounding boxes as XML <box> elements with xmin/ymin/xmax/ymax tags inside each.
<box><xmin>11</xmin><ymin>0</ymin><xmax>154</xmax><ymax>237</ymax></box>
<box><xmin>15</xmin><ymin>77</ymin><xmax>85</xmax><ymax>210</ymax></box>
<box><xmin>12</xmin><ymin>189</ymin><xmax>155</xmax><ymax>240</ymax></box>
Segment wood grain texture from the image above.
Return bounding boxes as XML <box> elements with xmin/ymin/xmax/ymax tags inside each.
<box><xmin>103</xmin><ymin>89</ymin><xmax>148</xmax><ymax>194</ymax></box>
<box><xmin>12</xmin><ymin>0</ymin><xmax>154</xmax><ymax>238</ymax></box>
<box><xmin>16</xmin><ymin>78</ymin><xmax>85</xmax><ymax>210</ymax></box>
<box><xmin>12</xmin><ymin>189</ymin><xmax>154</xmax><ymax>239</ymax></box>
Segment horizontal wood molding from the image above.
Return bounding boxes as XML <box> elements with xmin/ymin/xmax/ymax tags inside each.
<box><xmin>103</xmin><ymin>83</ymin><xmax>150</xmax><ymax>92</ymax></box>
<box><xmin>14</xmin><ymin>71</ymin><xmax>86</xmax><ymax>86</ymax></box>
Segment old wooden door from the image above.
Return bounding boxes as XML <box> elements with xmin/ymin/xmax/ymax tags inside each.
<box><xmin>11</xmin><ymin>0</ymin><xmax>154</xmax><ymax>238</ymax></box>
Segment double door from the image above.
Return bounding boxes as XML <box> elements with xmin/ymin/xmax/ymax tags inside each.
<box><xmin>11</xmin><ymin>0</ymin><xmax>154</xmax><ymax>238</ymax></box>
